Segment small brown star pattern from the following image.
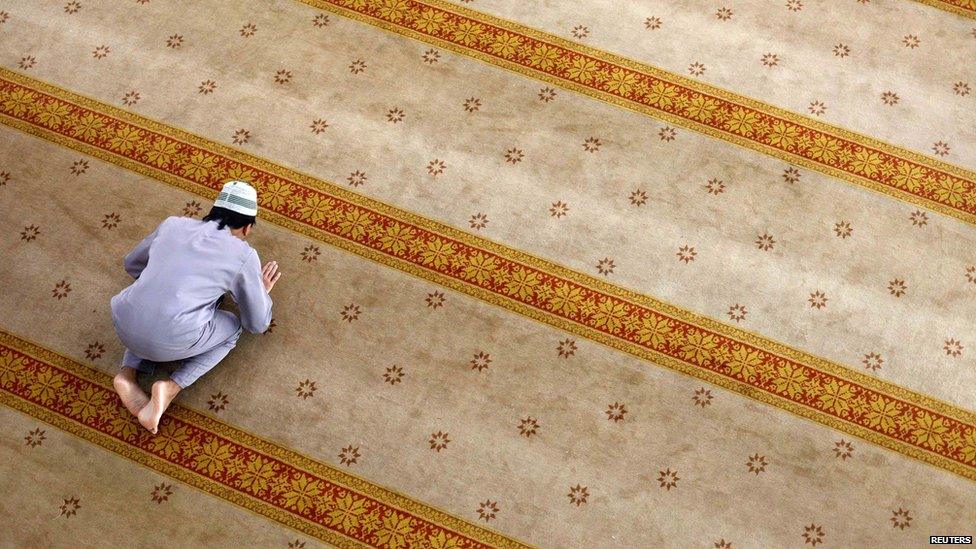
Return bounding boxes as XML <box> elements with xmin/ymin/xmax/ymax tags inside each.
<box><xmin>504</xmin><ymin>148</ymin><xmax>524</xmax><ymax>164</ymax></box>
<box><xmin>470</xmin><ymin>351</ymin><xmax>491</xmax><ymax>372</ymax></box>
<box><xmin>122</xmin><ymin>91</ymin><xmax>140</xmax><ymax>106</ymax></box>
<box><xmin>102</xmin><ymin>213</ymin><xmax>121</xmax><ymax>230</ymax></box>
<box><xmin>197</xmin><ymin>80</ymin><xmax>216</xmax><ymax>94</ymax></box>
<box><xmin>427</xmin><ymin>159</ymin><xmax>446</xmax><ymax>176</ymax></box>
<box><xmin>84</xmin><ymin>341</ymin><xmax>105</xmax><ymax>361</ymax></box>
<box><xmin>518</xmin><ymin>416</ymin><xmax>539</xmax><ymax>437</ymax></box>
<box><xmin>705</xmin><ymin>178</ymin><xmax>725</xmax><ymax>195</ymax></box>
<box><xmin>21</xmin><ymin>224</ymin><xmax>40</xmax><ymax>242</ymax></box>
<box><xmin>762</xmin><ymin>53</ymin><xmax>780</xmax><ymax>68</ymax></box>
<box><xmin>232</xmin><ymin>129</ymin><xmax>250</xmax><ymax>145</ymax></box>
<box><xmin>567</xmin><ymin>484</ymin><xmax>588</xmax><ymax>506</ymax></box>
<box><xmin>207</xmin><ymin>392</ymin><xmax>229</xmax><ymax>412</ymax></box>
<box><xmin>657</xmin><ymin>468</ymin><xmax>679</xmax><ymax>490</ymax></box>
<box><xmin>538</xmin><ymin>87</ymin><xmax>557</xmax><ymax>102</ymax></box>
<box><xmin>347</xmin><ymin>170</ymin><xmax>367</xmax><ymax>187</ymax></box>
<box><xmin>833</xmin><ymin>439</ymin><xmax>855</xmax><ymax>460</ymax></box>
<box><xmin>755</xmin><ymin>233</ymin><xmax>775</xmax><ymax>251</ymax></box>
<box><xmin>861</xmin><ymin>352</ymin><xmax>883</xmax><ymax>371</ymax></box>
<box><xmin>890</xmin><ymin>508</ymin><xmax>912</xmax><ymax>530</ymax></box>
<box><xmin>349</xmin><ymin>59</ymin><xmax>366</xmax><ymax>73</ymax></box>
<box><xmin>746</xmin><ymin>453</ymin><xmax>768</xmax><ymax>475</ymax></box>
<box><xmin>966</xmin><ymin>266</ymin><xmax>976</xmax><ymax>284</ymax></box>
<box><xmin>425</xmin><ymin>291</ymin><xmax>446</xmax><ymax>309</ymax></box>
<box><xmin>944</xmin><ymin>338</ymin><xmax>963</xmax><ymax>357</ymax></box>
<box><xmin>429</xmin><ymin>431</ymin><xmax>450</xmax><ymax>452</ymax></box>
<box><xmin>782</xmin><ymin>166</ymin><xmax>801</xmax><ymax>183</ymax></box>
<box><xmin>463</xmin><ymin>97</ymin><xmax>481</xmax><ymax>112</ymax></box>
<box><xmin>802</xmin><ymin>524</ymin><xmax>825</xmax><ymax>546</ymax></box>
<box><xmin>52</xmin><ymin>280</ymin><xmax>71</xmax><ymax>300</ymax></box>
<box><xmin>183</xmin><ymin>200</ymin><xmax>202</xmax><ymax>217</ymax></box>
<box><xmin>274</xmin><ymin>69</ymin><xmax>292</xmax><ymax>84</ymax></box>
<box><xmin>59</xmin><ymin>497</ymin><xmax>81</xmax><ymax>518</ymax></box>
<box><xmin>384</xmin><ymin>365</ymin><xmax>404</xmax><ymax>385</ymax></box>
<box><xmin>387</xmin><ymin>107</ymin><xmax>405</xmax><ymax>123</ymax></box>
<box><xmin>676</xmin><ymin>245</ymin><xmax>697</xmax><ymax>263</ymax></box>
<box><xmin>339</xmin><ymin>445</ymin><xmax>360</xmax><ymax>466</ymax></box>
<box><xmin>151</xmin><ymin>483</ymin><xmax>173</xmax><ymax>504</ymax></box>
<box><xmin>300</xmin><ymin>245</ymin><xmax>320</xmax><ymax>263</ymax></box>
<box><xmin>295</xmin><ymin>379</ymin><xmax>317</xmax><ymax>399</ymax></box>
<box><xmin>25</xmin><ymin>428</ymin><xmax>46</xmax><ymax>447</ymax></box>
<box><xmin>834</xmin><ymin>221</ymin><xmax>852</xmax><ymax>238</ymax></box>
<box><xmin>70</xmin><ymin>160</ymin><xmax>89</xmax><ymax>175</ymax></box>
<box><xmin>312</xmin><ymin>13</ymin><xmax>330</xmax><ymax>27</ymax></box>
<box><xmin>629</xmin><ymin>189</ymin><xmax>648</xmax><ymax>206</ymax></box>
<box><xmin>556</xmin><ymin>338</ymin><xmax>577</xmax><ymax>358</ymax></box>
<box><xmin>692</xmin><ymin>387</ymin><xmax>713</xmax><ymax>407</ymax></box>
<box><xmin>549</xmin><ymin>201</ymin><xmax>569</xmax><ymax>218</ymax></box>
<box><xmin>727</xmin><ymin>304</ymin><xmax>747</xmax><ymax>322</ymax></box>
<box><xmin>887</xmin><ymin>279</ymin><xmax>907</xmax><ymax>297</ymax></box>
<box><xmin>605</xmin><ymin>402</ymin><xmax>627</xmax><ymax>422</ymax></box>
<box><xmin>341</xmin><ymin>303</ymin><xmax>361</xmax><ymax>322</ymax></box>
<box><xmin>644</xmin><ymin>17</ymin><xmax>662</xmax><ymax>30</ymax></box>
<box><xmin>596</xmin><ymin>257</ymin><xmax>615</xmax><ymax>275</ymax></box>
<box><xmin>808</xmin><ymin>291</ymin><xmax>828</xmax><ymax>309</ymax></box>
<box><xmin>909</xmin><ymin>210</ymin><xmax>928</xmax><ymax>227</ymax></box>
<box><xmin>476</xmin><ymin>500</ymin><xmax>499</xmax><ymax>522</ymax></box>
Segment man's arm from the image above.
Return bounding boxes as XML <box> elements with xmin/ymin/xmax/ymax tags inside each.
<box><xmin>230</xmin><ymin>249</ymin><xmax>273</xmax><ymax>334</ymax></box>
<box><xmin>123</xmin><ymin>221</ymin><xmax>164</xmax><ymax>279</ymax></box>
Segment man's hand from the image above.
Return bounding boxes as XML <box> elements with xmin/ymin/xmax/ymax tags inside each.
<box><xmin>262</xmin><ymin>261</ymin><xmax>281</xmax><ymax>293</ymax></box>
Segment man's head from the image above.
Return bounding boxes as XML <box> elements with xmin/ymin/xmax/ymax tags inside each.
<box><xmin>204</xmin><ymin>180</ymin><xmax>258</xmax><ymax>238</ymax></box>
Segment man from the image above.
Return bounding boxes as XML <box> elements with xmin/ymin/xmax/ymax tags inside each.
<box><xmin>110</xmin><ymin>181</ymin><xmax>281</xmax><ymax>434</ymax></box>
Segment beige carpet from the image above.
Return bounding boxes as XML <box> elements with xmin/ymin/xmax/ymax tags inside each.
<box><xmin>1</xmin><ymin>0</ymin><xmax>975</xmax><ymax>547</ymax></box>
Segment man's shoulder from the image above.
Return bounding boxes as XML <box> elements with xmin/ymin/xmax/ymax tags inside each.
<box><xmin>161</xmin><ymin>215</ymin><xmax>194</xmax><ymax>229</ymax></box>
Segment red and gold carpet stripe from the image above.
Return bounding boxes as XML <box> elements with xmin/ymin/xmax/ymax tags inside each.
<box><xmin>298</xmin><ymin>0</ymin><xmax>976</xmax><ymax>225</ymax></box>
<box><xmin>912</xmin><ymin>0</ymin><xmax>976</xmax><ymax>18</ymax></box>
<box><xmin>2</xmin><ymin>69</ymin><xmax>975</xmax><ymax>483</ymax></box>
<box><xmin>0</xmin><ymin>331</ymin><xmax>528</xmax><ymax>548</ymax></box>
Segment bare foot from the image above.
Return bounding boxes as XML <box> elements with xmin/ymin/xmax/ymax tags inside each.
<box><xmin>137</xmin><ymin>379</ymin><xmax>181</xmax><ymax>435</ymax></box>
<box><xmin>113</xmin><ymin>368</ymin><xmax>149</xmax><ymax>417</ymax></box>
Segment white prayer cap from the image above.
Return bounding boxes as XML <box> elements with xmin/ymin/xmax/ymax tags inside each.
<box><xmin>214</xmin><ymin>180</ymin><xmax>258</xmax><ymax>216</ymax></box>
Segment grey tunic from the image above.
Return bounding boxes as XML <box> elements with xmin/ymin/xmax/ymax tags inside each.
<box><xmin>110</xmin><ymin>216</ymin><xmax>272</xmax><ymax>386</ymax></box>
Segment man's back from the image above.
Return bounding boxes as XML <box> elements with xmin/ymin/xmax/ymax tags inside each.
<box><xmin>110</xmin><ymin>216</ymin><xmax>255</xmax><ymax>344</ymax></box>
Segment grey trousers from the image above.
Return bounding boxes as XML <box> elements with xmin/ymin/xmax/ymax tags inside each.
<box><xmin>118</xmin><ymin>310</ymin><xmax>243</xmax><ymax>388</ymax></box>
